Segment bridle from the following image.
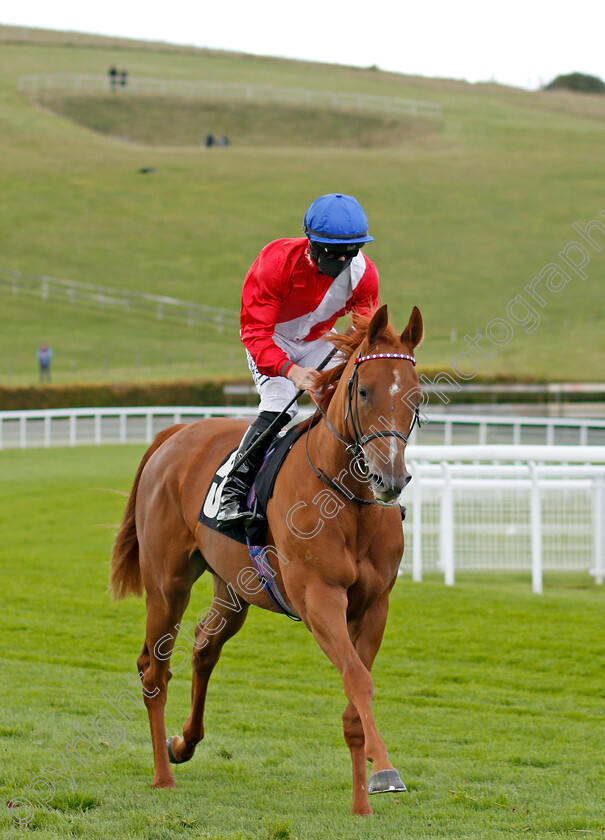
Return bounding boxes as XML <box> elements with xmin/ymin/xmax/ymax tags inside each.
<box><xmin>346</xmin><ymin>352</ymin><xmax>420</xmax><ymax>456</ymax></box>
<box><xmin>305</xmin><ymin>351</ymin><xmax>421</xmax><ymax>505</ymax></box>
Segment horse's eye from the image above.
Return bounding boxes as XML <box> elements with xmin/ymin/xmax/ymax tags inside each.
<box><xmin>358</xmin><ymin>388</ymin><xmax>368</xmax><ymax>401</ymax></box>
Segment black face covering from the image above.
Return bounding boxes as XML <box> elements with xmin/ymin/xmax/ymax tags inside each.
<box><xmin>309</xmin><ymin>242</ymin><xmax>359</xmax><ymax>278</ymax></box>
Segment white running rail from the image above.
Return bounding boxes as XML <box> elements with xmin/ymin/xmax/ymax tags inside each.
<box><xmin>0</xmin><ymin>406</ymin><xmax>267</xmax><ymax>449</ymax></box>
<box><xmin>0</xmin><ymin>268</ymin><xmax>239</xmax><ymax>332</ymax></box>
<box><xmin>403</xmin><ymin>451</ymin><xmax>605</xmax><ymax>592</ymax></box>
<box><xmin>1</xmin><ymin>406</ymin><xmax>603</xmax><ymax>590</ymax></box>
<box><xmin>411</xmin><ymin>413</ymin><xmax>605</xmax><ymax>447</ymax></box>
<box><xmin>2</xmin><ymin>407</ymin><xmax>605</xmax><ymax>450</ymax></box>
<box><xmin>18</xmin><ymin>74</ymin><xmax>443</xmax><ymax>119</ymax></box>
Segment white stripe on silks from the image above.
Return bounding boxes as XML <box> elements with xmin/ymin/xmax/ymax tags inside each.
<box><xmin>274</xmin><ymin>252</ymin><xmax>366</xmax><ymax>342</ymax></box>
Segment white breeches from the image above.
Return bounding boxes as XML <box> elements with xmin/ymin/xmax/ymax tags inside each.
<box><xmin>246</xmin><ymin>335</ymin><xmax>339</xmax><ymax>418</ymax></box>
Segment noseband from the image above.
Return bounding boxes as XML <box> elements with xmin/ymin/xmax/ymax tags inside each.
<box><xmin>305</xmin><ymin>350</ymin><xmax>420</xmax><ymax>505</ymax></box>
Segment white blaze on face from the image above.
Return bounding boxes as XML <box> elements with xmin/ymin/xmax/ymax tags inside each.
<box><xmin>389</xmin><ymin>435</ymin><xmax>398</xmax><ymax>466</ymax></box>
<box><xmin>389</xmin><ymin>370</ymin><xmax>401</xmax><ymax>397</ymax></box>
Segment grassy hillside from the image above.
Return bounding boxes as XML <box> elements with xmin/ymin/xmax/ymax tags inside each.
<box><xmin>1</xmin><ymin>25</ymin><xmax>604</xmax><ymax>386</ymax></box>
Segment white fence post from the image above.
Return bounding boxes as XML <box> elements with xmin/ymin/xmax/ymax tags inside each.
<box><xmin>440</xmin><ymin>461</ymin><xmax>455</xmax><ymax>586</ymax></box>
<box><xmin>592</xmin><ymin>477</ymin><xmax>604</xmax><ymax>585</ymax></box>
<box><xmin>412</xmin><ymin>468</ymin><xmax>422</xmax><ymax>582</ymax></box>
<box><xmin>530</xmin><ymin>462</ymin><xmax>543</xmax><ymax>594</ymax></box>
<box><xmin>479</xmin><ymin>422</ymin><xmax>487</xmax><ymax>445</ymax></box>
<box><xmin>119</xmin><ymin>412</ymin><xmax>127</xmax><ymax>444</ymax></box>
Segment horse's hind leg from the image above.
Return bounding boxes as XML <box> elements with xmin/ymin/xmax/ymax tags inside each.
<box><xmin>168</xmin><ymin>576</ymin><xmax>249</xmax><ymax>765</ymax></box>
<box><xmin>137</xmin><ymin>549</ymin><xmax>195</xmax><ymax>789</ymax></box>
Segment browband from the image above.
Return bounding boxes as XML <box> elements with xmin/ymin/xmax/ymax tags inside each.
<box><xmin>354</xmin><ymin>352</ymin><xmax>416</xmax><ymax>367</ymax></box>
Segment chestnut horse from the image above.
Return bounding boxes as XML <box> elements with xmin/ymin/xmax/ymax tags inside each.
<box><xmin>110</xmin><ymin>304</ymin><xmax>423</xmax><ymax>816</ymax></box>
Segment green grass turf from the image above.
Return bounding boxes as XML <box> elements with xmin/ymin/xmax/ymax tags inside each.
<box><xmin>1</xmin><ymin>444</ymin><xmax>604</xmax><ymax>838</ymax></box>
<box><xmin>0</xmin><ymin>27</ymin><xmax>604</xmax><ymax>388</ymax></box>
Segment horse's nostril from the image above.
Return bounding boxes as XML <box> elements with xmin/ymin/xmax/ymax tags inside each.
<box><xmin>369</xmin><ymin>473</ymin><xmax>386</xmax><ymax>490</ymax></box>
<box><xmin>404</xmin><ymin>473</ymin><xmax>412</xmax><ymax>488</ymax></box>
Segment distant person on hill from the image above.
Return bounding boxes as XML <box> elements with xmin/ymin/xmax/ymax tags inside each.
<box><xmin>37</xmin><ymin>343</ymin><xmax>53</xmax><ymax>383</ymax></box>
<box><xmin>205</xmin><ymin>133</ymin><xmax>215</xmax><ymax>147</ymax></box>
<box><xmin>108</xmin><ymin>66</ymin><xmax>118</xmax><ymax>90</ymax></box>
<box><xmin>218</xmin><ymin>135</ymin><xmax>230</xmax><ymax>147</ymax></box>
<box><xmin>120</xmin><ymin>69</ymin><xmax>128</xmax><ymax>89</ymax></box>
<box><xmin>216</xmin><ymin>192</ymin><xmax>378</xmax><ymax>530</ymax></box>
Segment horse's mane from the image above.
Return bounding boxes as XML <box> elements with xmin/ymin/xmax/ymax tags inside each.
<box><xmin>313</xmin><ymin>311</ymin><xmax>401</xmax><ymax>413</ymax></box>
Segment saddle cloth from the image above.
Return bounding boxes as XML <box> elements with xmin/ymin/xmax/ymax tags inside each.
<box><xmin>198</xmin><ymin>422</ymin><xmax>307</xmax><ymax>546</ymax></box>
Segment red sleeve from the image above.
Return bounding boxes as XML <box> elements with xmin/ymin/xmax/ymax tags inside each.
<box><xmin>240</xmin><ymin>241</ymin><xmax>294</xmax><ymax>378</ymax></box>
<box><xmin>350</xmin><ymin>256</ymin><xmax>379</xmax><ymax>317</ymax></box>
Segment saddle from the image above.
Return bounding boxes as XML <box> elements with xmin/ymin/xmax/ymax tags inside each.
<box><xmin>198</xmin><ymin>423</ymin><xmax>307</xmax><ymax>547</ymax></box>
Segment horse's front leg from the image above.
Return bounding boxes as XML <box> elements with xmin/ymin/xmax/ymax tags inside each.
<box><xmin>342</xmin><ymin>592</ymin><xmax>403</xmax><ymax>815</ymax></box>
<box><xmin>301</xmin><ymin>581</ymin><xmax>404</xmax><ymax>815</ymax></box>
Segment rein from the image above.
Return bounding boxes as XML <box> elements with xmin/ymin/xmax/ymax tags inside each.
<box><xmin>305</xmin><ymin>351</ymin><xmax>420</xmax><ymax>505</ymax></box>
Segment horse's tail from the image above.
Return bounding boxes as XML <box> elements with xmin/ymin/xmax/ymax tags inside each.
<box><xmin>110</xmin><ymin>424</ymin><xmax>186</xmax><ymax>600</ymax></box>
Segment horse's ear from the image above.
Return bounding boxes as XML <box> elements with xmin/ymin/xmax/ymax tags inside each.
<box><xmin>401</xmin><ymin>306</ymin><xmax>424</xmax><ymax>350</ymax></box>
<box><xmin>367</xmin><ymin>304</ymin><xmax>389</xmax><ymax>346</ymax></box>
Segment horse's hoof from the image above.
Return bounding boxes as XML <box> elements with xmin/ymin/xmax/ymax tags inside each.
<box><xmin>152</xmin><ymin>776</ymin><xmax>176</xmax><ymax>789</ymax></box>
<box><xmin>166</xmin><ymin>736</ymin><xmax>188</xmax><ymax>764</ymax></box>
<box><xmin>368</xmin><ymin>769</ymin><xmax>407</xmax><ymax>795</ymax></box>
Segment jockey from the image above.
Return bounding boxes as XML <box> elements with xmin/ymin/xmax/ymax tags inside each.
<box><xmin>216</xmin><ymin>192</ymin><xmax>379</xmax><ymax>530</ymax></box>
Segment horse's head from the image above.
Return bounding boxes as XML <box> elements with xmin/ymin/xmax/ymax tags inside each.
<box><xmin>344</xmin><ymin>304</ymin><xmax>423</xmax><ymax>505</ymax></box>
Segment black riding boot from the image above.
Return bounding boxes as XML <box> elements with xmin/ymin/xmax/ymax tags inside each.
<box><xmin>216</xmin><ymin>411</ymin><xmax>289</xmax><ymax>531</ymax></box>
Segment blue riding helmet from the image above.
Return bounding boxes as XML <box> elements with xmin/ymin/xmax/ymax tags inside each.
<box><xmin>303</xmin><ymin>193</ymin><xmax>374</xmax><ymax>245</ymax></box>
